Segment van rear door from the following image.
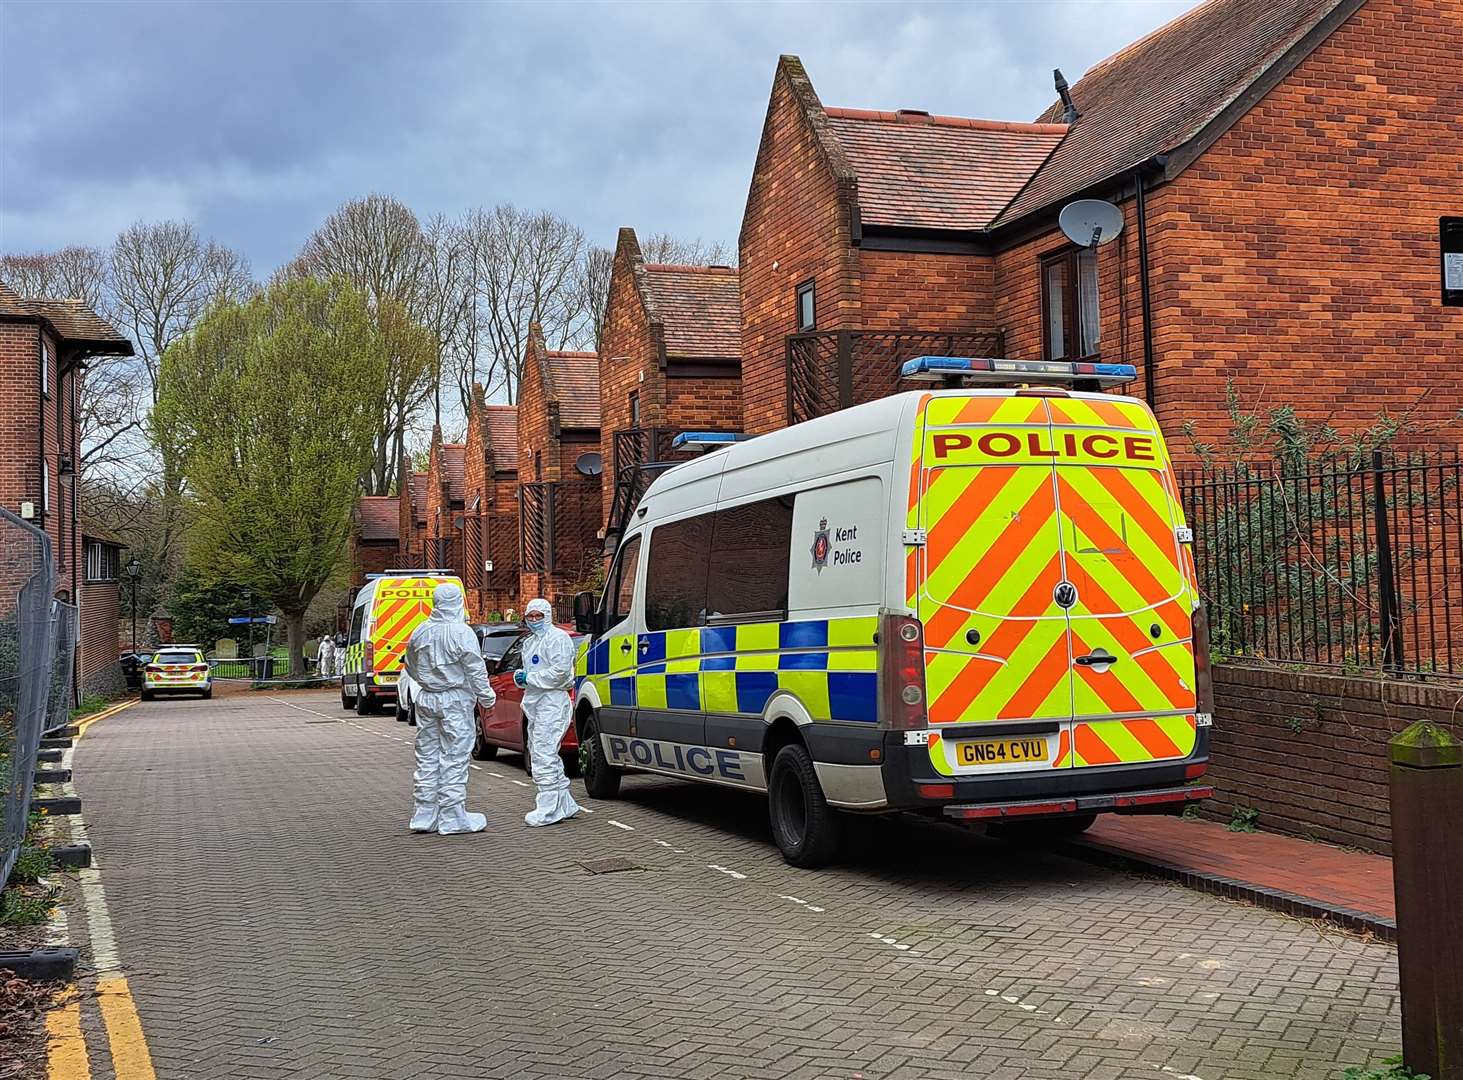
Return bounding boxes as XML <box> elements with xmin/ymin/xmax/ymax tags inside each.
<box><xmin>370</xmin><ymin>575</ymin><xmax>460</xmax><ymax>682</ymax></box>
<box><xmin>912</xmin><ymin>394</ymin><xmax>1072</xmax><ymax>775</ymax></box>
<box><xmin>1046</xmin><ymin>398</ymin><xmax>1198</xmax><ymax>770</ymax></box>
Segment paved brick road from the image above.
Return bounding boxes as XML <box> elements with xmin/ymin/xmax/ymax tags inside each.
<box><xmin>72</xmin><ymin>691</ymin><xmax>1401</xmax><ymax>1080</ymax></box>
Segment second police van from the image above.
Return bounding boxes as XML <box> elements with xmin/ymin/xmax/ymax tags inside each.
<box><xmin>572</xmin><ymin>357</ymin><xmax>1214</xmax><ymax>867</ymax></box>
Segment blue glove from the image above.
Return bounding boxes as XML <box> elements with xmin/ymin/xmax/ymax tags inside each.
<box><xmin>514</xmin><ymin>669</ymin><xmax>527</xmax><ymax>688</ymax></box>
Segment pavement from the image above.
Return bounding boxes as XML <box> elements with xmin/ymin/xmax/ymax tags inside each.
<box><xmin>50</xmin><ymin>688</ymin><xmax>1403</xmax><ymax>1080</ymax></box>
<box><xmin>1071</xmin><ymin>817</ymin><xmax>1396</xmax><ymax>939</ymax></box>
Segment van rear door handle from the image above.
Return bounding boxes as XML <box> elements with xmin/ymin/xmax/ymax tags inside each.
<box><xmin>1074</xmin><ymin>649</ymin><xmax>1118</xmax><ymax>668</ymax></box>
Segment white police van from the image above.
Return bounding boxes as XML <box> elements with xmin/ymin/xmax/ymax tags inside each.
<box><xmin>573</xmin><ymin>358</ymin><xmax>1213</xmax><ymax>866</ymax></box>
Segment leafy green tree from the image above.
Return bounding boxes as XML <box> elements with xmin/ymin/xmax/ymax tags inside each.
<box><xmin>167</xmin><ymin>571</ymin><xmax>257</xmax><ymax>650</ymax></box>
<box><xmin>154</xmin><ymin>277</ymin><xmax>392</xmax><ymax>676</ymax></box>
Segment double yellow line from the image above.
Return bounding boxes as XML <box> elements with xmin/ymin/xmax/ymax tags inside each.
<box><xmin>44</xmin><ymin>697</ymin><xmax>158</xmax><ymax>1079</ymax></box>
<box><xmin>45</xmin><ymin>980</ymin><xmax>155</xmax><ymax>1080</ymax></box>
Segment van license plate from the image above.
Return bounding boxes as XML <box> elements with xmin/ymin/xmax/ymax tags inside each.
<box><xmin>956</xmin><ymin>737</ymin><xmax>1049</xmax><ymax>766</ymax></box>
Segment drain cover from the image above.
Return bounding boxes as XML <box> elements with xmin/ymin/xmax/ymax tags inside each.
<box><xmin>580</xmin><ymin>857</ymin><xmax>645</xmax><ymax>875</ymax></box>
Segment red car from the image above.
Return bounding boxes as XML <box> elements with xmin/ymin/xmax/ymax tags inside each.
<box><xmin>472</xmin><ymin>628</ymin><xmax>584</xmax><ymax>776</ymax></box>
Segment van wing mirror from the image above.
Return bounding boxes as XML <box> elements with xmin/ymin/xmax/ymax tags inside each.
<box><xmin>573</xmin><ymin>590</ymin><xmax>599</xmax><ymax>635</ymax></box>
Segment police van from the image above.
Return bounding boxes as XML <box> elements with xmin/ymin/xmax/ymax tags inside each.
<box><xmin>342</xmin><ymin>569</ymin><xmax>465</xmax><ymax>716</ymax></box>
<box><xmin>572</xmin><ymin>357</ymin><xmax>1214</xmax><ymax>867</ymax></box>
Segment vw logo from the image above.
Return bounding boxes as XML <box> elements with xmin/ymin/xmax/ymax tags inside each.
<box><xmin>1053</xmin><ymin>582</ymin><xmax>1078</xmax><ymax>609</ymax></box>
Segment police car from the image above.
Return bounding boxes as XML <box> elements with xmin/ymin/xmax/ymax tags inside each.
<box><xmin>141</xmin><ymin>645</ymin><xmax>213</xmax><ymax>701</ymax></box>
<box><xmin>572</xmin><ymin>358</ymin><xmax>1213</xmax><ymax>867</ymax></box>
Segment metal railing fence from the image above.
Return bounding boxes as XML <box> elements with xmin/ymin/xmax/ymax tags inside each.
<box><xmin>1179</xmin><ymin>450</ymin><xmax>1462</xmax><ymax>680</ymax></box>
<box><xmin>1</xmin><ymin>508</ymin><xmax>58</xmax><ymax>890</ymax></box>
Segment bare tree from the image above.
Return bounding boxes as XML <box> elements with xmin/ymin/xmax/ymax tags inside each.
<box><xmin>461</xmin><ymin>205</ymin><xmax>587</xmax><ymax>404</ymax></box>
<box><xmin>639</xmin><ymin>232</ymin><xmax>735</xmax><ymax>267</ymax></box>
<box><xmin>109</xmin><ymin>220</ymin><xmax>253</xmax><ymax>579</ymax></box>
<box><xmin>0</xmin><ymin>245</ymin><xmax>110</xmax><ymax>308</ymax></box>
<box><xmin>291</xmin><ymin>195</ymin><xmax>460</xmax><ymax>493</ymax></box>
<box><xmin>110</xmin><ymin>221</ymin><xmax>253</xmax><ymax>405</ymax></box>
<box><xmin>572</xmin><ymin>246</ymin><xmax>615</xmax><ymax>352</ymax></box>
<box><xmin>0</xmin><ymin>246</ymin><xmax>149</xmax><ymax>478</ymax></box>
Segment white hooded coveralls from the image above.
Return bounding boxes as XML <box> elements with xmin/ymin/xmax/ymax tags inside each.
<box><xmin>318</xmin><ymin>637</ymin><xmax>336</xmax><ymax>679</ymax></box>
<box><xmin>521</xmin><ymin>598</ymin><xmax>582</xmax><ymax>826</ymax></box>
<box><xmin>402</xmin><ymin>584</ymin><xmax>496</xmax><ymax>834</ymax></box>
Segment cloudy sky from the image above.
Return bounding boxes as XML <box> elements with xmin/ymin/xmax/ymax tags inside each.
<box><xmin>3</xmin><ymin>0</ymin><xmax>1201</xmax><ymax>275</ymax></box>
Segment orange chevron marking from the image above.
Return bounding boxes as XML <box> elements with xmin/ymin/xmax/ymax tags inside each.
<box><xmin>933</xmin><ymin>478</ymin><xmax>1061</xmax><ymax>616</ymax></box>
<box><xmin>1125</xmin><ymin>717</ymin><xmax>1186</xmax><ymax>760</ymax></box>
<box><xmin>925</xmin><ymin>466</ymin><xmax>1019</xmax><ymax>568</ymax></box>
<box><xmin>1075</xmin><ymin>723</ymin><xmax>1122</xmax><ymax>765</ymax></box>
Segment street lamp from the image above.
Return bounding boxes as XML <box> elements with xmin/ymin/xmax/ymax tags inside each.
<box><xmin>125</xmin><ymin>555</ymin><xmax>142</xmax><ymax>653</ymax></box>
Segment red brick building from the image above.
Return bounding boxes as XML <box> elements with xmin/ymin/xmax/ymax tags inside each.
<box><xmin>517</xmin><ymin>326</ymin><xmax>601</xmax><ymax>614</ymax></box>
<box><xmin>461</xmin><ymin>387</ymin><xmax>519</xmax><ymax>618</ymax></box>
<box><xmin>0</xmin><ymin>281</ymin><xmax>134</xmax><ymax>698</ymax></box>
<box><xmin>397</xmin><ymin>466</ymin><xmax>429</xmax><ymax>569</ymax></box>
<box><xmin>599</xmin><ymin>227</ymin><xmax>741</xmax><ymax>547</ymax></box>
<box><xmin>423</xmin><ymin>430</ymin><xmax>466</xmax><ymax>578</ymax></box>
<box><xmin>349</xmin><ymin>497</ymin><xmax>400</xmax><ymax>583</ymax></box>
<box><xmin>743</xmin><ymin>0</ymin><xmax>1463</xmax><ymax>451</ymax></box>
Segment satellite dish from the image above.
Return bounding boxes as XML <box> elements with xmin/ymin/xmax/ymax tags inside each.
<box><xmin>1059</xmin><ymin>199</ymin><xmax>1125</xmax><ymax>248</ymax></box>
<box><xmin>575</xmin><ymin>452</ymin><xmax>603</xmax><ymax>477</ymax></box>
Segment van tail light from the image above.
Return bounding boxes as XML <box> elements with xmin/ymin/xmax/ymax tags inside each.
<box><xmin>364</xmin><ymin>641</ymin><xmax>375</xmax><ymax>673</ymax></box>
<box><xmin>879</xmin><ymin>612</ymin><xmax>928</xmax><ymax>730</ymax></box>
<box><xmin>192</xmin><ymin>664</ymin><xmax>209</xmax><ymax>674</ymax></box>
<box><xmin>1191</xmin><ymin>604</ymin><xmax>1215</xmax><ymax>718</ymax></box>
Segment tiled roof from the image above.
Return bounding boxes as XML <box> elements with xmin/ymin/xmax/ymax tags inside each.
<box><xmin>409</xmin><ymin>472</ymin><xmax>428</xmax><ymax>524</ymax></box>
<box><xmin>824</xmin><ymin>109</ymin><xmax>1067</xmax><ymax>231</ymax></box>
<box><xmin>441</xmin><ymin>444</ymin><xmax>466</xmax><ymax>502</ymax></box>
<box><xmin>547</xmin><ymin>352</ymin><xmax>600</xmax><ymax>428</ymax></box>
<box><xmin>358</xmin><ymin>497</ymin><xmax>400</xmax><ymax>542</ymax></box>
<box><xmin>0</xmin><ymin>280</ymin><xmax>134</xmax><ymax>352</ymax></box>
<box><xmin>998</xmin><ymin>0</ymin><xmax>1348</xmax><ymax>223</ymax></box>
<box><xmin>641</xmin><ymin>265</ymin><xmax>741</xmax><ymax>360</ymax></box>
<box><xmin>481</xmin><ymin>405</ymin><xmax>518</xmax><ymax>471</ymax></box>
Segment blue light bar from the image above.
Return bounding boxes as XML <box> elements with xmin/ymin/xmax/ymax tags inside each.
<box><xmin>900</xmin><ymin>356</ymin><xmax>1137</xmax><ymax>387</ymax></box>
<box><xmin>671</xmin><ymin>431</ymin><xmax>751</xmax><ymax>450</ymax></box>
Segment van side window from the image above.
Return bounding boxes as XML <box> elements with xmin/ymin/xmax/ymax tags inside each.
<box><xmin>706</xmin><ymin>496</ymin><xmax>794</xmax><ymax>621</ymax></box>
<box><xmin>349</xmin><ymin>605</ymin><xmax>366</xmax><ymax>644</ymax></box>
<box><xmin>645</xmin><ymin>515</ymin><xmax>713</xmax><ymax>631</ymax></box>
<box><xmin>609</xmin><ymin>535</ymin><xmax>641</xmax><ymax>623</ymax></box>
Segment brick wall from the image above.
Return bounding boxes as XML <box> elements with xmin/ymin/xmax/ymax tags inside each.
<box><xmin>1149</xmin><ymin>0</ymin><xmax>1463</xmax><ymax>451</ymax></box>
<box><xmin>859</xmin><ymin>250</ymin><xmax>995</xmax><ymax>330</ymax></box>
<box><xmin>740</xmin><ymin>58</ymin><xmax>861</xmax><ymax>435</ymax></box>
<box><xmin>1202</xmin><ymin>664</ymin><xmax>1463</xmax><ymax>856</ymax></box>
<box><xmin>78</xmin><ymin>579</ymin><xmax>124</xmax><ymax>698</ymax></box>
<box><xmin>665</xmin><ymin>374</ymin><xmax>743</xmax><ymax>432</ymax></box>
<box><xmin>992</xmin><ymin>0</ymin><xmax>1463</xmax><ymax>460</ymax></box>
<box><xmin>599</xmin><ymin>231</ymin><xmax>660</xmax><ymax>521</ymax></box>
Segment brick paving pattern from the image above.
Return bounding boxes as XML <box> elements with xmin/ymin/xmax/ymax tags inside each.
<box><xmin>72</xmin><ymin>691</ymin><xmax>1402</xmax><ymax>1080</ymax></box>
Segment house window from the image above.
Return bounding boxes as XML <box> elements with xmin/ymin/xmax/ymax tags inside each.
<box><xmin>629</xmin><ymin>391</ymin><xmax>640</xmax><ymax>428</ymax></box>
<box><xmin>85</xmin><ymin>542</ymin><xmax>119</xmax><ymax>583</ymax></box>
<box><xmin>41</xmin><ymin>460</ymin><xmax>50</xmax><ymax>516</ymax></box>
<box><xmin>41</xmin><ymin>338</ymin><xmax>51</xmax><ymax>399</ymax></box>
<box><xmin>796</xmin><ymin>280</ymin><xmax>816</xmax><ymax>331</ymax></box>
<box><xmin>1041</xmin><ymin>248</ymin><xmax>1101</xmax><ymax>360</ymax></box>
<box><xmin>533</xmin><ymin>450</ymin><xmax>542</xmax><ymax>481</ymax></box>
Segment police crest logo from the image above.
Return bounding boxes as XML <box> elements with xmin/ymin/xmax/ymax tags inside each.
<box><xmin>811</xmin><ymin>517</ymin><xmax>830</xmax><ymax>571</ymax></box>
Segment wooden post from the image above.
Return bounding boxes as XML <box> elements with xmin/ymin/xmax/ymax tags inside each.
<box><xmin>1389</xmin><ymin>720</ymin><xmax>1463</xmax><ymax>1080</ymax></box>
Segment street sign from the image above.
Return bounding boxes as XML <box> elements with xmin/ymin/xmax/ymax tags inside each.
<box><xmin>228</xmin><ymin>616</ymin><xmax>277</xmax><ymax>625</ymax></box>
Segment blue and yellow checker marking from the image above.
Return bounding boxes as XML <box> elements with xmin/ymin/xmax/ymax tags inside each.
<box><xmin>575</xmin><ymin>617</ymin><xmax>879</xmax><ymax>724</ymax></box>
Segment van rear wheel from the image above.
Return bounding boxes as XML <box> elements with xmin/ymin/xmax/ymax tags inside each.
<box><xmin>768</xmin><ymin>743</ymin><xmax>841</xmax><ymax>868</ymax></box>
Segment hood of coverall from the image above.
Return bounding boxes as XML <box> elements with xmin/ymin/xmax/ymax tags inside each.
<box><xmin>428</xmin><ymin>583</ymin><xmax>466</xmax><ymax>623</ymax></box>
<box><xmin>525</xmin><ymin>598</ymin><xmax>553</xmax><ymax>636</ymax></box>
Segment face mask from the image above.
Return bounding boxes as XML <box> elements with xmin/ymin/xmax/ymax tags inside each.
<box><xmin>526</xmin><ymin>617</ymin><xmax>545</xmax><ymax>633</ymax></box>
